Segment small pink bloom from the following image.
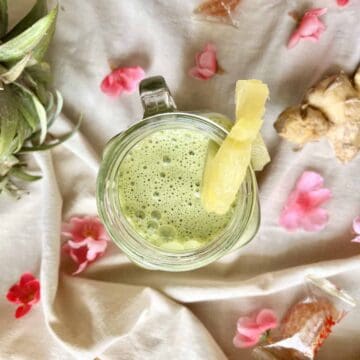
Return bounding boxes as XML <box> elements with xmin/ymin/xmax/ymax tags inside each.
<box><xmin>62</xmin><ymin>216</ymin><xmax>110</xmax><ymax>274</ymax></box>
<box><xmin>279</xmin><ymin>171</ymin><xmax>332</xmax><ymax>232</ymax></box>
<box><xmin>351</xmin><ymin>216</ymin><xmax>360</xmax><ymax>243</ymax></box>
<box><xmin>337</xmin><ymin>0</ymin><xmax>349</xmax><ymax>6</ymax></box>
<box><xmin>189</xmin><ymin>43</ymin><xmax>218</xmax><ymax>80</ymax></box>
<box><xmin>101</xmin><ymin>66</ymin><xmax>145</xmax><ymax>97</ymax></box>
<box><xmin>233</xmin><ymin>309</ymin><xmax>278</xmax><ymax>349</ymax></box>
<box><xmin>288</xmin><ymin>8</ymin><xmax>327</xmax><ymax>49</ymax></box>
<box><xmin>6</xmin><ymin>273</ymin><xmax>40</xmax><ymax>318</ymax></box>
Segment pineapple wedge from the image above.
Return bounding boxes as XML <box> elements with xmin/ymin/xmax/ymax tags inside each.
<box><xmin>201</xmin><ymin>80</ymin><xmax>269</xmax><ymax>214</ymax></box>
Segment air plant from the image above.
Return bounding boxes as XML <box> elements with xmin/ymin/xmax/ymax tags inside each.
<box><xmin>0</xmin><ymin>0</ymin><xmax>78</xmax><ymax>197</ymax></box>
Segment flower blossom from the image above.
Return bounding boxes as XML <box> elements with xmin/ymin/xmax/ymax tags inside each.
<box><xmin>62</xmin><ymin>216</ymin><xmax>110</xmax><ymax>274</ymax></box>
<box><xmin>288</xmin><ymin>8</ymin><xmax>327</xmax><ymax>49</ymax></box>
<box><xmin>351</xmin><ymin>216</ymin><xmax>360</xmax><ymax>243</ymax></box>
<box><xmin>6</xmin><ymin>273</ymin><xmax>40</xmax><ymax>318</ymax></box>
<box><xmin>233</xmin><ymin>309</ymin><xmax>278</xmax><ymax>348</ymax></box>
<box><xmin>189</xmin><ymin>43</ymin><xmax>219</xmax><ymax>80</ymax></box>
<box><xmin>101</xmin><ymin>66</ymin><xmax>145</xmax><ymax>97</ymax></box>
<box><xmin>279</xmin><ymin>171</ymin><xmax>332</xmax><ymax>232</ymax></box>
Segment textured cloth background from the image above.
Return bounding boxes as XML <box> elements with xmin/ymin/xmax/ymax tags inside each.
<box><xmin>1</xmin><ymin>0</ymin><xmax>360</xmax><ymax>359</ymax></box>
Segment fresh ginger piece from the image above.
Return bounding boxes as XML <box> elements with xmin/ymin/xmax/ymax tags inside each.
<box><xmin>274</xmin><ymin>66</ymin><xmax>360</xmax><ymax>163</ymax></box>
<box><xmin>275</xmin><ymin>105</ymin><xmax>329</xmax><ymax>145</ymax></box>
<box><xmin>201</xmin><ymin>80</ymin><xmax>269</xmax><ymax>215</ymax></box>
<box><xmin>306</xmin><ymin>73</ymin><xmax>360</xmax><ymax>125</ymax></box>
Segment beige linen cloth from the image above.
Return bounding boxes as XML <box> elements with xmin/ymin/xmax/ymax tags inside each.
<box><xmin>1</xmin><ymin>0</ymin><xmax>360</xmax><ymax>359</ymax></box>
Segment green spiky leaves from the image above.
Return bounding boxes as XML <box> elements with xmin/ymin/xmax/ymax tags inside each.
<box><xmin>0</xmin><ymin>1</ymin><xmax>78</xmax><ymax>197</ymax></box>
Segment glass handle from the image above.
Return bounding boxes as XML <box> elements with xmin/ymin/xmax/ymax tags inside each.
<box><xmin>139</xmin><ymin>76</ymin><xmax>177</xmax><ymax>118</ymax></box>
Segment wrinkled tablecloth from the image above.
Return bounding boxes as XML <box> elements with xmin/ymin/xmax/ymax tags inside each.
<box><xmin>1</xmin><ymin>0</ymin><xmax>360</xmax><ymax>359</ymax></box>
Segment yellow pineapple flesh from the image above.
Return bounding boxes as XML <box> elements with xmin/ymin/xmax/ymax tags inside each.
<box><xmin>201</xmin><ymin>80</ymin><xmax>269</xmax><ymax>214</ymax></box>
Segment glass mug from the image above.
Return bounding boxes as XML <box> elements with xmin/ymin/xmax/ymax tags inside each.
<box><xmin>96</xmin><ymin>76</ymin><xmax>260</xmax><ymax>271</ymax></box>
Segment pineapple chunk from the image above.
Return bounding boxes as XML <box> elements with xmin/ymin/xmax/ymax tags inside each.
<box><xmin>201</xmin><ymin>80</ymin><xmax>269</xmax><ymax>214</ymax></box>
<box><xmin>251</xmin><ymin>133</ymin><xmax>271</xmax><ymax>171</ymax></box>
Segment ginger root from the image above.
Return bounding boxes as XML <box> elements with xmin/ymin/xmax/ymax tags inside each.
<box><xmin>275</xmin><ymin>66</ymin><xmax>360</xmax><ymax>163</ymax></box>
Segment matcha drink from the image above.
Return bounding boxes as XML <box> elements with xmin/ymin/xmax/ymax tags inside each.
<box><xmin>118</xmin><ymin>128</ymin><xmax>236</xmax><ymax>251</ymax></box>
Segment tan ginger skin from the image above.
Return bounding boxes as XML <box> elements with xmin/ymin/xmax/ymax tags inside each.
<box><xmin>275</xmin><ymin>66</ymin><xmax>360</xmax><ymax>163</ymax></box>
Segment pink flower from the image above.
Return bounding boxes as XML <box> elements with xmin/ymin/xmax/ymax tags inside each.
<box><xmin>233</xmin><ymin>309</ymin><xmax>278</xmax><ymax>348</ymax></box>
<box><xmin>279</xmin><ymin>171</ymin><xmax>332</xmax><ymax>232</ymax></box>
<box><xmin>337</xmin><ymin>0</ymin><xmax>349</xmax><ymax>6</ymax></box>
<box><xmin>6</xmin><ymin>273</ymin><xmax>40</xmax><ymax>318</ymax></box>
<box><xmin>62</xmin><ymin>216</ymin><xmax>110</xmax><ymax>274</ymax></box>
<box><xmin>351</xmin><ymin>216</ymin><xmax>360</xmax><ymax>243</ymax></box>
<box><xmin>100</xmin><ymin>66</ymin><xmax>145</xmax><ymax>97</ymax></box>
<box><xmin>189</xmin><ymin>43</ymin><xmax>218</xmax><ymax>80</ymax></box>
<box><xmin>288</xmin><ymin>8</ymin><xmax>327</xmax><ymax>49</ymax></box>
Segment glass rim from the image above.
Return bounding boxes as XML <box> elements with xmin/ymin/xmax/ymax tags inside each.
<box><xmin>97</xmin><ymin>112</ymin><xmax>259</xmax><ymax>271</ymax></box>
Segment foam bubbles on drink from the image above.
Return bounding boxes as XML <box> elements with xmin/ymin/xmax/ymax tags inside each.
<box><xmin>118</xmin><ymin>128</ymin><xmax>235</xmax><ymax>251</ymax></box>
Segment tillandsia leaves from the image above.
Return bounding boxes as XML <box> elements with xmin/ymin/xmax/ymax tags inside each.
<box><xmin>0</xmin><ymin>5</ymin><xmax>57</xmax><ymax>63</ymax></box>
<box><xmin>0</xmin><ymin>2</ymin><xmax>78</xmax><ymax>197</ymax></box>
<box><xmin>0</xmin><ymin>53</ymin><xmax>32</xmax><ymax>85</ymax></box>
<box><xmin>0</xmin><ymin>0</ymin><xmax>7</xmax><ymax>38</ymax></box>
<box><xmin>3</xmin><ymin>0</ymin><xmax>47</xmax><ymax>41</ymax></box>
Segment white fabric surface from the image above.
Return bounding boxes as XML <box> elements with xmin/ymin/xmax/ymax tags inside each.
<box><xmin>1</xmin><ymin>0</ymin><xmax>360</xmax><ymax>359</ymax></box>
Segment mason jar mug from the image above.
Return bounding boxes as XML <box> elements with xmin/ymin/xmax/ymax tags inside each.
<box><xmin>96</xmin><ymin>76</ymin><xmax>260</xmax><ymax>271</ymax></box>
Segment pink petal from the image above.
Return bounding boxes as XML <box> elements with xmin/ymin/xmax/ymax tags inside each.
<box><xmin>100</xmin><ymin>74</ymin><xmax>124</xmax><ymax>97</ymax></box>
<box><xmin>86</xmin><ymin>239</ymin><xmax>108</xmax><ymax>261</ymax></box>
<box><xmin>69</xmin><ymin>246</ymin><xmax>88</xmax><ymax>264</ymax></box>
<box><xmin>189</xmin><ymin>67</ymin><xmax>208</xmax><ymax>80</ymax></box>
<box><xmin>288</xmin><ymin>32</ymin><xmax>301</xmax><ymax>49</ymax></box>
<box><xmin>68</xmin><ymin>219</ymin><xmax>89</xmax><ymax>242</ymax></box>
<box><xmin>67</xmin><ymin>238</ymin><xmax>93</xmax><ymax>249</ymax></box>
<box><xmin>352</xmin><ymin>216</ymin><xmax>360</xmax><ymax>234</ymax></box>
<box><xmin>307</xmin><ymin>188</ymin><xmax>332</xmax><ymax>207</ymax></box>
<box><xmin>351</xmin><ymin>236</ymin><xmax>360</xmax><ymax>243</ymax></box>
<box><xmin>279</xmin><ymin>207</ymin><xmax>303</xmax><ymax>231</ymax></box>
<box><xmin>197</xmin><ymin>67</ymin><xmax>216</xmax><ymax>79</ymax></box>
<box><xmin>300</xmin><ymin>207</ymin><xmax>329</xmax><ymax>232</ymax></box>
<box><xmin>256</xmin><ymin>309</ymin><xmax>278</xmax><ymax>331</ymax></box>
<box><xmin>306</xmin><ymin>8</ymin><xmax>328</xmax><ymax>17</ymax></box>
<box><xmin>204</xmin><ymin>43</ymin><xmax>217</xmax><ymax>52</ymax></box>
<box><xmin>302</xmin><ymin>34</ymin><xmax>321</xmax><ymax>43</ymax></box>
<box><xmin>198</xmin><ymin>51</ymin><xmax>217</xmax><ymax>72</ymax></box>
<box><xmin>236</xmin><ymin>317</ymin><xmax>262</xmax><ymax>338</ymax></box>
<box><xmin>72</xmin><ymin>261</ymin><xmax>89</xmax><ymax>275</ymax></box>
<box><xmin>124</xmin><ymin>66</ymin><xmax>145</xmax><ymax>82</ymax></box>
<box><xmin>296</xmin><ymin>189</ymin><xmax>332</xmax><ymax>211</ymax></box>
<box><xmin>119</xmin><ymin>74</ymin><xmax>140</xmax><ymax>93</ymax></box>
<box><xmin>15</xmin><ymin>304</ymin><xmax>32</xmax><ymax>318</ymax></box>
<box><xmin>233</xmin><ymin>332</ymin><xmax>260</xmax><ymax>349</ymax></box>
<box><xmin>99</xmin><ymin>227</ymin><xmax>111</xmax><ymax>242</ymax></box>
<box><xmin>297</xmin><ymin>19</ymin><xmax>324</xmax><ymax>37</ymax></box>
<box><xmin>61</xmin><ymin>222</ymin><xmax>73</xmax><ymax>238</ymax></box>
<box><xmin>23</xmin><ymin>280</ymin><xmax>40</xmax><ymax>305</ymax></box>
<box><xmin>19</xmin><ymin>273</ymin><xmax>36</xmax><ymax>286</ymax></box>
<box><xmin>296</xmin><ymin>171</ymin><xmax>324</xmax><ymax>192</ymax></box>
<box><xmin>6</xmin><ymin>285</ymin><xmax>21</xmax><ymax>303</ymax></box>
<box><xmin>337</xmin><ymin>0</ymin><xmax>349</xmax><ymax>6</ymax></box>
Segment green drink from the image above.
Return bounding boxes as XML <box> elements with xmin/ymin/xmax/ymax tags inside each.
<box><xmin>97</xmin><ymin>76</ymin><xmax>261</xmax><ymax>271</ymax></box>
<box><xmin>118</xmin><ymin>128</ymin><xmax>235</xmax><ymax>251</ymax></box>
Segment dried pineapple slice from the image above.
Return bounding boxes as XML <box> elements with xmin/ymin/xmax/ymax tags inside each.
<box><xmin>201</xmin><ymin>80</ymin><xmax>269</xmax><ymax>214</ymax></box>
